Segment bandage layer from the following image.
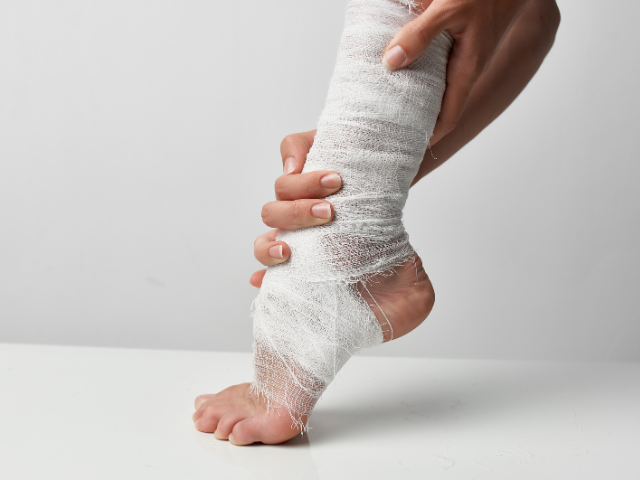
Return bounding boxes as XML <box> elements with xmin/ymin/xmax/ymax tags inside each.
<box><xmin>251</xmin><ymin>0</ymin><xmax>452</xmax><ymax>424</ymax></box>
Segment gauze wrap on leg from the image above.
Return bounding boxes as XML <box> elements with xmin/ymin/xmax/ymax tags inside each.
<box><xmin>251</xmin><ymin>0</ymin><xmax>452</xmax><ymax>424</ymax></box>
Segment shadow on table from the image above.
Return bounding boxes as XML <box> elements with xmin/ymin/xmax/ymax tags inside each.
<box><xmin>307</xmin><ymin>359</ymin><xmax>613</xmax><ymax>445</ymax></box>
<box><xmin>193</xmin><ymin>427</ymin><xmax>320</xmax><ymax>480</ymax></box>
<box><xmin>191</xmin><ymin>360</ymin><xmax>630</xmax><ymax>476</ymax></box>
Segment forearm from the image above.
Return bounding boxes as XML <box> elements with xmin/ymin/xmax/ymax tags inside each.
<box><xmin>412</xmin><ymin>0</ymin><xmax>560</xmax><ymax>185</ymax></box>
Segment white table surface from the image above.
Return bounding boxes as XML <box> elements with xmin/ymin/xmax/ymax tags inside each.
<box><xmin>1</xmin><ymin>343</ymin><xmax>638</xmax><ymax>479</ymax></box>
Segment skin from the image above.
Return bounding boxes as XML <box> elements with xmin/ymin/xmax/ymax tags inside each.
<box><xmin>193</xmin><ymin>0</ymin><xmax>561</xmax><ymax>446</ymax></box>
<box><xmin>385</xmin><ymin>0</ymin><xmax>536</xmax><ymax>145</ymax></box>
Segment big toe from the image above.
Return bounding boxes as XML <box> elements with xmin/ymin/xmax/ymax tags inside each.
<box><xmin>228</xmin><ymin>418</ymin><xmax>260</xmax><ymax>446</ymax></box>
<box><xmin>230</xmin><ymin>414</ymin><xmax>304</xmax><ymax>446</ymax></box>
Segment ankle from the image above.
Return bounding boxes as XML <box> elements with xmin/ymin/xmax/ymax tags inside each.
<box><xmin>362</xmin><ymin>255</ymin><xmax>435</xmax><ymax>342</ymax></box>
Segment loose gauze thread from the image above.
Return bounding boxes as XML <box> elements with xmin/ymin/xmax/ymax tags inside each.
<box><xmin>250</xmin><ymin>0</ymin><xmax>452</xmax><ymax>427</ymax></box>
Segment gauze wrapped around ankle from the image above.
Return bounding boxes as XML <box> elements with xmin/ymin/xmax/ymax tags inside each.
<box><xmin>251</xmin><ymin>0</ymin><xmax>452</xmax><ymax>423</ymax></box>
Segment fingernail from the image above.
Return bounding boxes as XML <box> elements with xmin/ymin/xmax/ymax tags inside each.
<box><xmin>283</xmin><ymin>157</ymin><xmax>296</xmax><ymax>175</ymax></box>
<box><xmin>311</xmin><ymin>203</ymin><xmax>332</xmax><ymax>219</ymax></box>
<box><xmin>320</xmin><ymin>173</ymin><xmax>341</xmax><ymax>189</ymax></box>
<box><xmin>268</xmin><ymin>245</ymin><xmax>283</xmax><ymax>259</ymax></box>
<box><xmin>228</xmin><ymin>433</ymin><xmax>235</xmax><ymax>444</ymax></box>
<box><xmin>383</xmin><ymin>45</ymin><xmax>406</xmax><ymax>70</ymax></box>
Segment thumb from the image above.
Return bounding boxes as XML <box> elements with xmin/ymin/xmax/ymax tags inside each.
<box><xmin>382</xmin><ymin>2</ymin><xmax>447</xmax><ymax>71</ymax></box>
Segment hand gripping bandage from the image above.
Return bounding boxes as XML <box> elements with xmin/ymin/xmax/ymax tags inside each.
<box><xmin>251</xmin><ymin>0</ymin><xmax>452</xmax><ymax>426</ymax></box>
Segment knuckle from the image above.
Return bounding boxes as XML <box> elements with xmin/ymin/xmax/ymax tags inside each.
<box><xmin>536</xmin><ymin>0</ymin><xmax>561</xmax><ymax>28</ymax></box>
<box><xmin>280</xmin><ymin>134</ymin><xmax>298</xmax><ymax>152</ymax></box>
<box><xmin>289</xmin><ymin>200</ymin><xmax>307</xmax><ymax>223</ymax></box>
<box><xmin>303</xmin><ymin>173</ymin><xmax>321</xmax><ymax>196</ymax></box>
<box><xmin>413</xmin><ymin>25</ymin><xmax>432</xmax><ymax>49</ymax></box>
<box><xmin>531</xmin><ymin>0</ymin><xmax>561</xmax><ymax>40</ymax></box>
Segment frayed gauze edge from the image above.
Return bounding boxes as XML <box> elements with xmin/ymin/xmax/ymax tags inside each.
<box><xmin>251</xmin><ymin>0</ymin><xmax>452</xmax><ymax>428</ymax></box>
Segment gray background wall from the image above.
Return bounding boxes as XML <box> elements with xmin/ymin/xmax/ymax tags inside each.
<box><xmin>1</xmin><ymin>0</ymin><xmax>638</xmax><ymax>361</ymax></box>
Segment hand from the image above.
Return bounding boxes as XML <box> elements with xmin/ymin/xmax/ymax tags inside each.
<box><xmin>250</xmin><ymin>0</ymin><xmax>560</xmax><ymax>287</ymax></box>
<box><xmin>382</xmin><ymin>0</ymin><xmax>532</xmax><ymax>144</ymax></box>
<box><xmin>250</xmin><ymin>130</ymin><xmax>340</xmax><ymax>288</ymax></box>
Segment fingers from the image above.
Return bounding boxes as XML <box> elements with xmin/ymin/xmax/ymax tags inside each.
<box><xmin>250</xmin><ymin>269</ymin><xmax>266</xmax><ymax>288</ymax></box>
<box><xmin>254</xmin><ymin>229</ymin><xmax>290</xmax><ymax>267</ymax></box>
<box><xmin>280</xmin><ymin>130</ymin><xmax>317</xmax><ymax>174</ymax></box>
<box><xmin>252</xmin><ymin>129</ymin><xmax>338</xmax><ymax>289</ymax></box>
<box><xmin>382</xmin><ymin>1</ymin><xmax>448</xmax><ymax>70</ymax></box>
<box><xmin>261</xmin><ymin>199</ymin><xmax>333</xmax><ymax>230</ymax></box>
<box><xmin>382</xmin><ymin>0</ymin><xmax>525</xmax><ymax>144</ymax></box>
<box><xmin>274</xmin><ymin>170</ymin><xmax>341</xmax><ymax>201</ymax></box>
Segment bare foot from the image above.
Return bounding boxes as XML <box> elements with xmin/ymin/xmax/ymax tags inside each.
<box><xmin>192</xmin><ymin>253</ymin><xmax>434</xmax><ymax>445</ymax></box>
<box><xmin>192</xmin><ymin>383</ymin><xmax>308</xmax><ymax>445</ymax></box>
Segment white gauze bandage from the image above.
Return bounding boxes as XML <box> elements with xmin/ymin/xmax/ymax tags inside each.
<box><xmin>251</xmin><ymin>0</ymin><xmax>452</xmax><ymax>424</ymax></box>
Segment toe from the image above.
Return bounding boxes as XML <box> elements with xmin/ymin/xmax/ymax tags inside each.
<box><xmin>195</xmin><ymin>416</ymin><xmax>218</xmax><ymax>433</ymax></box>
<box><xmin>229</xmin><ymin>418</ymin><xmax>259</xmax><ymax>446</ymax></box>
<box><xmin>194</xmin><ymin>405</ymin><xmax>224</xmax><ymax>433</ymax></box>
<box><xmin>192</xmin><ymin>401</ymin><xmax>214</xmax><ymax>423</ymax></box>
<box><xmin>194</xmin><ymin>393</ymin><xmax>216</xmax><ymax>410</ymax></box>
<box><xmin>214</xmin><ymin>411</ymin><xmax>249</xmax><ymax>440</ymax></box>
<box><xmin>227</xmin><ymin>413</ymin><xmax>302</xmax><ymax>446</ymax></box>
